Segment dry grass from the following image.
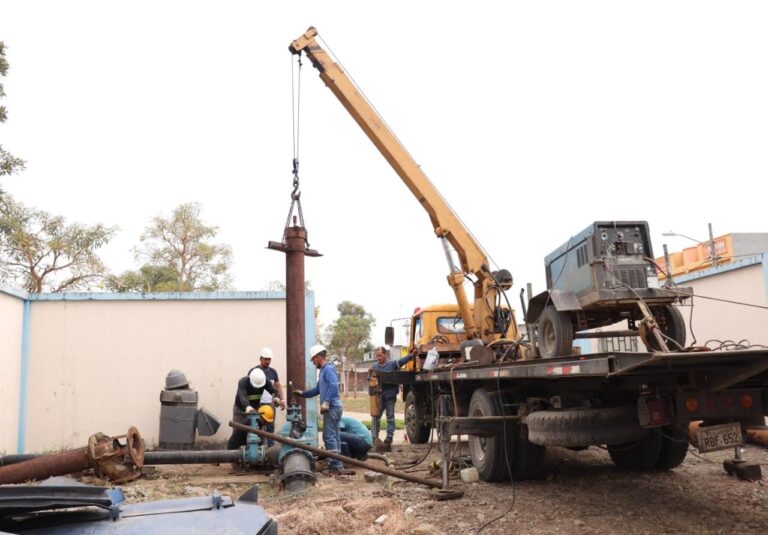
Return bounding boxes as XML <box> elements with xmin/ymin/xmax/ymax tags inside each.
<box><xmin>270</xmin><ymin>492</ymin><xmax>409</xmax><ymax>534</ymax></box>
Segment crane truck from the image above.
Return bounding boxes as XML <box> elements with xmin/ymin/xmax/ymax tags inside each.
<box><xmin>290</xmin><ymin>27</ymin><xmax>768</xmax><ymax>481</ymax></box>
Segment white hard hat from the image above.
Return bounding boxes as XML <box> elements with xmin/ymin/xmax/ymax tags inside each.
<box><xmin>249</xmin><ymin>368</ymin><xmax>267</xmax><ymax>388</ymax></box>
<box><xmin>260</xmin><ymin>347</ymin><xmax>273</xmax><ymax>359</ymax></box>
<box><xmin>309</xmin><ymin>344</ymin><xmax>327</xmax><ymax>358</ymax></box>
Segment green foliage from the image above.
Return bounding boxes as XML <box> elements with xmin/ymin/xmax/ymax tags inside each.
<box><xmin>325</xmin><ymin>301</ymin><xmax>375</xmax><ymax>361</ymax></box>
<box><xmin>133</xmin><ymin>202</ymin><xmax>232</xmax><ymax>291</ymax></box>
<box><xmin>0</xmin><ymin>41</ymin><xmax>25</xmax><ymax>177</ymax></box>
<box><xmin>0</xmin><ymin>194</ymin><xmax>117</xmax><ymax>292</ymax></box>
<box><xmin>105</xmin><ymin>264</ymin><xmax>179</xmax><ymax>292</ymax></box>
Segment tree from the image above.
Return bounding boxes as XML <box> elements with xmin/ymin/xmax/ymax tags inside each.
<box><xmin>325</xmin><ymin>301</ymin><xmax>375</xmax><ymax>362</ymax></box>
<box><xmin>105</xmin><ymin>264</ymin><xmax>179</xmax><ymax>293</ymax></box>
<box><xmin>0</xmin><ymin>195</ymin><xmax>116</xmax><ymax>292</ymax></box>
<box><xmin>134</xmin><ymin>203</ymin><xmax>232</xmax><ymax>291</ymax></box>
<box><xmin>0</xmin><ymin>41</ymin><xmax>25</xmax><ymax>178</ymax></box>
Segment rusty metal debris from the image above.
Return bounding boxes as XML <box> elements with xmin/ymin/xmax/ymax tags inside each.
<box><xmin>0</xmin><ymin>427</ymin><xmax>144</xmax><ymax>485</ymax></box>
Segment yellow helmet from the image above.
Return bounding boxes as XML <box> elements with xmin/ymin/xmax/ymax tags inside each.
<box><xmin>258</xmin><ymin>405</ymin><xmax>275</xmax><ymax>423</ymax></box>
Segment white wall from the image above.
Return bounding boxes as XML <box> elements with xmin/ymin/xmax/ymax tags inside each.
<box><xmin>0</xmin><ymin>291</ymin><xmax>23</xmax><ymax>454</ymax></box>
<box><xmin>681</xmin><ymin>263</ymin><xmax>768</xmax><ymax>347</ymax></box>
<box><xmin>23</xmin><ymin>297</ymin><xmax>288</xmax><ymax>451</ymax></box>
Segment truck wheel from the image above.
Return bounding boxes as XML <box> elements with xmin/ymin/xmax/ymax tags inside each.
<box><xmin>655</xmin><ymin>425</ymin><xmax>689</xmax><ymax>470</ymax></box>
<box><xmin>468</xmin><ymin>389</ymin><xmax>509</xmax><ymax>482</ymax></box>
<box><xmin>537</xmin><ymin>306</ymin><xmax>574</xmax><ymax>358</ymax></box>
<box><xmin>527</xmin><ymin>406</ymin><xmax>646</xmax><ymax>447</ymax></box>
<box><xmin>644</xmin><ymin>305</ymin><xmax>686</xmax><ymax>352</ymax></box>
<box><xmin>404</xmin><ymin>391</ymin><xmax>431</xmax><ymax>444</ymax></box>
<box><xmin>508</xmin><ymin>422</ymin><xmax>546</xmax><ymax>480</ymax></box>
<box><xmin>608</xmin><ymin>429</ymin><xmax>663</xmax><ymax>471</ymax></box>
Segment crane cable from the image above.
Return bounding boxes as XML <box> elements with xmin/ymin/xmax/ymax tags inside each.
<box><xmin>283</xmin><ymin>53</ymin><xmax>310</xmax><ymax>246</ymax></box>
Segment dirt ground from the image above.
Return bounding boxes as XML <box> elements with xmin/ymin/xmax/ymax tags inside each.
<box><xmin>98</xmin><ymin>440</ymin><xmax>768</xmax><ymax>535</ymax></box>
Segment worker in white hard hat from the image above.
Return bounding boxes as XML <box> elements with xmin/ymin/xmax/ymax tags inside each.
<box><xmin>226</xmin><ymin>367</ymin><xmax>282</xmax><ymax>450</ymax></box>
<box><xmin>246</xmin><ymin>347</ymin><xmax>285</xmax><ymax>445</ymax></box>
<box><xmin>293</xmin><ymin>344</ymin><xmax>348</xmax><ymax>474</ymax></box>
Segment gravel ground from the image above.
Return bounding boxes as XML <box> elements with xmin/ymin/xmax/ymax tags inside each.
<box><xmin>110</xmin><ymin>440</ymin><xmax>768</xmax><ymax>534</ymax></box>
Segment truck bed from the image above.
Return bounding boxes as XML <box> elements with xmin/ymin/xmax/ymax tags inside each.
<box><xmin>379</xmin><ymin>349</ymin><xmax>768</xmax><ymax>391</ymax></box>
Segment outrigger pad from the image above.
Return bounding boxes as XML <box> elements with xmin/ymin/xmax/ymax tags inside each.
<box><xmin>723</xmin><ymin>459</ymin><xmax>762</xmax><ymax>482</ymax></box>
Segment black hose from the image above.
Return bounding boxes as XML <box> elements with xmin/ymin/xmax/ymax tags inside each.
<box><xmin>143</xmin><ymin>450</ymin><xmax>242</xmax><ymax>465</ymax></box>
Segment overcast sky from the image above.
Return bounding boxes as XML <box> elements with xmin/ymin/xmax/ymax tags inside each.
<box><xmin>2</xmin><ymin>1</ymin><xmax>767</xmax><ymax>345</ymax></box>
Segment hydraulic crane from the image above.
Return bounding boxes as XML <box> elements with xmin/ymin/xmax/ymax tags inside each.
<box><xmin>289</xmin><ymin>27</ymin><xmax>518</xmax><ymax>347</ymax></box>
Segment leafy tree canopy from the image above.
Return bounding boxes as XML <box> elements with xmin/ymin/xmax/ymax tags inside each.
<box><xmin>0</xmin><ymin>41</ymin><xmax>26</xmax><ymax>178</ymax></box>
<box><xmin>123</xmin><ymin>202</ymin><xmax>232</xmax><ymax>292</ymax></box>
<box><xmin>0</xmin><ymin>195</ymin><xmax>116</xmax><ymax>292</ymax></box>
<box><xmin>325</xmin><ymin>301</ymin><xmax>375</xmax><ymax>362</ymax></box>
<box><xmin>105</xmin><ymin>264</ymin><xmax>179</xmax><ymax>293</ymax></box>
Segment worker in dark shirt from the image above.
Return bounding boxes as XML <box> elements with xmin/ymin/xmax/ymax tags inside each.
<box><xmin>227</xmin><ymin>368</ymin><xmax>280</xmax><ymax>449</ymax></box>
<box><xmin>247</xmin><ymin>347</ymin><xmax>285</xmax><ymax>446</ymax></box>
<box><xmin>371</xmin><ymin>346</ymin><xmax>415</xmax><ymax>448</ymax></box>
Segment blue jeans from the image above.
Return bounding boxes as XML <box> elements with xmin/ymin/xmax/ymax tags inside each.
<box><xmin>373</xmin><ymin>394</ymin><xmax>396</xmax><ymax>440</ymax></box>
<box><xmin>340</xmin><ymin>432</ymin><xmax>371</xmax><ymax>459</ymax></box>
<box><xmin>323</xmin><ymin>406</ymin><xmax>343</xmax><ymax>469</ymax></box>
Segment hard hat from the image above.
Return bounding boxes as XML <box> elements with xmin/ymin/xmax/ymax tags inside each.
<box><xmin>309</xmin><ymin>344</ymin><xmax>327</xmax><ymax>358</ymax></box>
<box><xmin>249</xmin><ymin>368</ymin><xmax>267</xmax><ymax>388</ymax></box>
<box><xmin>165</xmin><ymin>369</ymin><xmax>189</xmax><ymax>389</ymax></box>
<box><xmin>260</xmin><ymin>347</ymin><xmax>273</xmax><ymax>359</ymax></box>
<box><xmin>258</xmin><ymin>404</ymin><xmax>275</xmax><ymax>423</ymax></box>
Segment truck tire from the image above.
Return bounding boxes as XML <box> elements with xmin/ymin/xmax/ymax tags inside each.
<box><xmin>644</xmin><ymin>305</ymin><xmax>686</xmax><ymax>352</ymax></box>
<box><xmin>537</xmin><ymin>306</ymin><xmax>574</xmax><ymax>358</ymax></box>
<box><xmin>655</xmin><ymin>425</ymin><xmax>689</xmax><ymax>470</ymax></box>
<box><xmin>507</xmin><ymin>422</ymin><xmax>546</xmax><ymax>480</ymax></box>
<box><xmin>404</xmin><ymin>391</ymin><xmax>431</xmax><ymax>444</ymax></box>
<box><xmin>467</xmin><ymin>389</ymin><xmax>510</xmax><ymax>482</ymax></box>
<box><xmin>608</xmin><ymin>429</ymin><xmax>663</xmax><ymax>471</ymax></box>
<box><xmin>527</xmin><ymin>406</ymin><xmax>646</xmax><ymax>447</ymax></box>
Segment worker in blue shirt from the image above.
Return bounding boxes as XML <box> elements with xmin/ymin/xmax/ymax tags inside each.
<box><xmin>370</xmin><ymin>346</ymin><xmax>416</xmax><ymax>448</ymax></box>
<box><xmin>294</xmin><ymin>344</ymin><xmax>345</xmax><ymax>473</ymax></box>
<box><xmin>339</xmin><ymin>415</ymin><xmax>373</xmax><ymax>460</ymax></box>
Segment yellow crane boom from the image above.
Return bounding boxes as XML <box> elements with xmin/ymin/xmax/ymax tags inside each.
<box><xmin>290</xmin><ymin>27</ymin><xmax>517</xmax><ymax>342</ymax></box>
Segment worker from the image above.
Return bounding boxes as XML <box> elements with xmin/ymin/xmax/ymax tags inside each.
<box><xmin>339</xmin><ymin>415</ymin><xmax>372</xmax><ymax>460</ymax></box>
<box><xmin>293</xmin><ymin>344</ymin><xmax>345</xmax><ymax>474</ymax></box>
<box><xmin>371</xmin><ymin>346</ymin><xmax>416</xmax><ymax>449</ymax></box>
<box><xmin>227</xmin><ymin>368</ymin><xmax>281</xmax><ymax>449</ymax></box>
<box><xmin>248</xmin><ymin>347</ymin><xmax>285</xmax><ymax>446</ymax></box>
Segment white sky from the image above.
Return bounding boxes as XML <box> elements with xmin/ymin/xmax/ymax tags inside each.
<box><xmin>2</xmin><ymin>1</ymin><xmax>767</xmax><ymax>345</ymax></box>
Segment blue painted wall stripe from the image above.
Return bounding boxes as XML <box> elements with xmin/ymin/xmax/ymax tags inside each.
<box><xmin>760</xmin><ymin>254</ymin><xmax>768</xmax><ymax>304</ymax></box>
<box><xmin>29</xmin><ymin>290</ymin><xmax>287</xmax><ymax>302</ymax></box>
<box><xmin>672</xmin><ymin>255</ymin><xmax>763</xmax><ymax>284</ymax></box>
<box><xmin>17</xmin><ymin>299</ymin><xmax>31</xmax><ymax>453</ymax></box>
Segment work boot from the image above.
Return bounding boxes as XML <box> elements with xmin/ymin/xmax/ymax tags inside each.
<box><xmin>384</xmin><ymin>436</ymin><xmax>393</xmax><ymax>451</ymax></box>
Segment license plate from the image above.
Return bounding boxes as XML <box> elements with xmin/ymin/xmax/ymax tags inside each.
<box><xmin>697</xmin><ymin>423</ymin><xmax>743</xmax><ymax>453</ymax></box>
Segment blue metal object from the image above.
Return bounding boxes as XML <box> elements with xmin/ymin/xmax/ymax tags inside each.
<box><xmin>278</xmin><ymin>404</ymin><xmax>317</xmax><ymax>462</ymax></box>
<box><xmin>17</xmin><ymin>299</ymin><xmax>31</xmax><ymax>454</ymax></box>
<box><xmin>241</xmin><ymin>413</ymin><xmax>267</xmax><ymax>467</ymax></box>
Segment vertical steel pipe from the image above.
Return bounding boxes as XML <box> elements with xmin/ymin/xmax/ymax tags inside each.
<box><xmin>269</xmin><ymin>226</ymin><xmax>320</xmax><ymax>415</ymax></box>
<box><xmin>285</xmin><ymin>226</ymin><xmax>308</xmax><ymax>414</ymax></box>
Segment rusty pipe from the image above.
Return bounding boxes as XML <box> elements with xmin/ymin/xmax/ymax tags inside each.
<box><xmin>229</xmin><ymin>420</ymin><xmax>443</xmax><ymax>489</ymax></box>
<box><xmin>0</xmin><ymin>447</ymin><xmax>91</xmax><ymax>485</ymax></box>
<box><xmin>0</xmin><ymin>427</ymin><xmax>143</xmax><ymax>485</ymax></box>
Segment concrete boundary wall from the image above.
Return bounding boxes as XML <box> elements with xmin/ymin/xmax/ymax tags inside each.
<box><xmin>0</xmin><ymin>289</ymin><xmax>318</xmax><ymax>453</ymax></box>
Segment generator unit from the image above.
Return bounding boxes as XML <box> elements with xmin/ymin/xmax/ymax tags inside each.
<box><xmin>546</xmin><ymin>221</ymin><xmax>659</xmax><ymax>306</ymax></box>
<box><xmin>527</xmin><ymin>221</ymin><xmax>692</xmax><ymax>358</ymax></box>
